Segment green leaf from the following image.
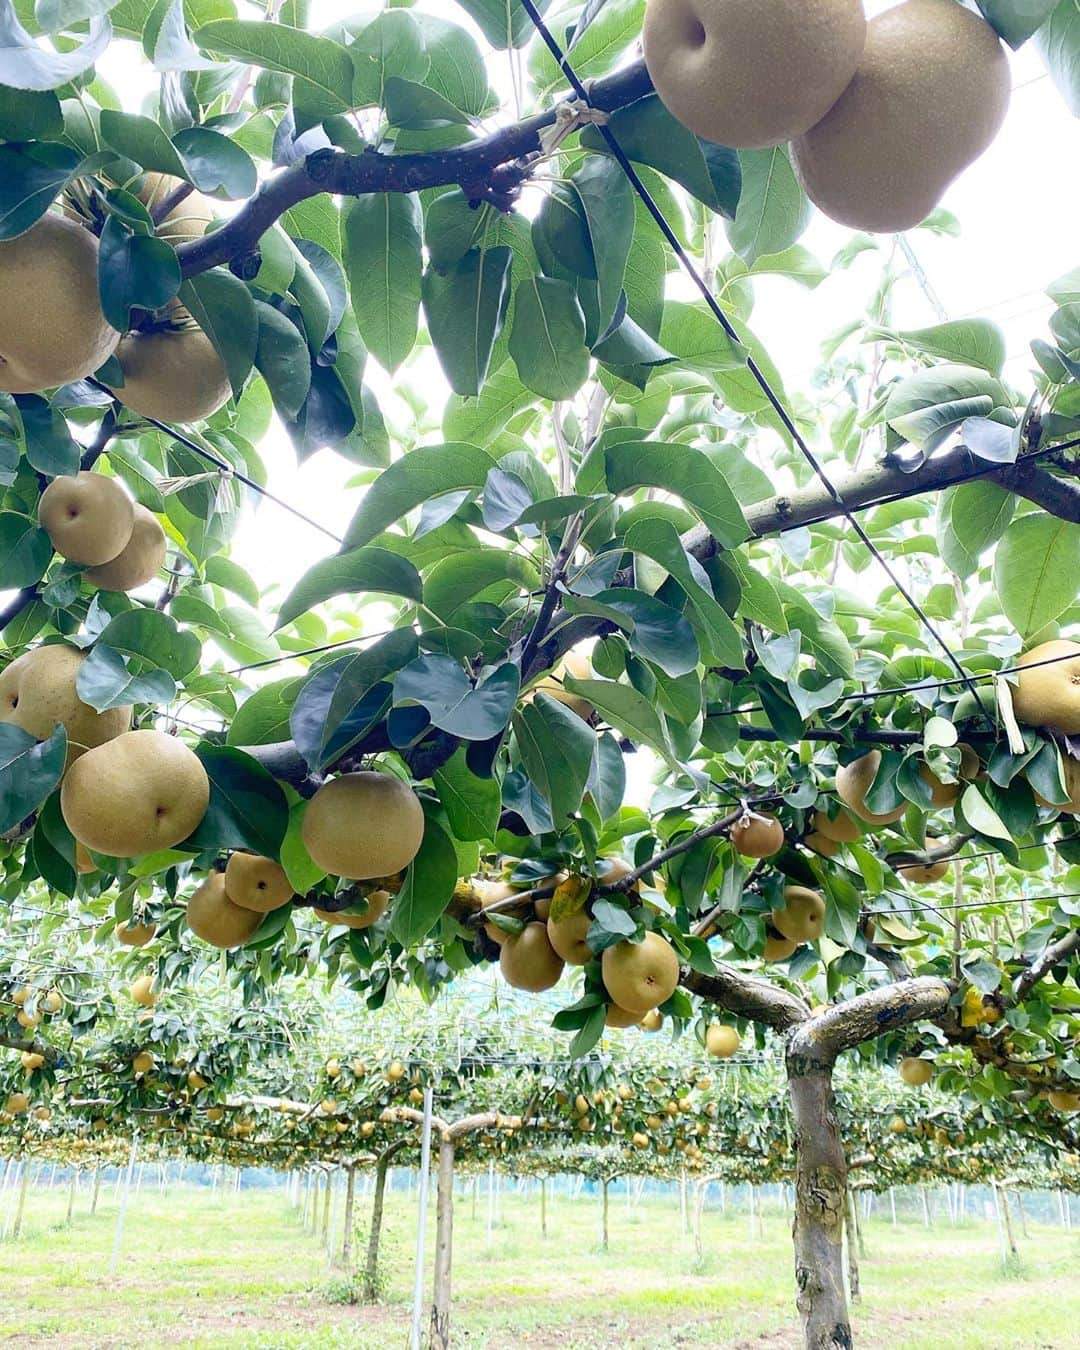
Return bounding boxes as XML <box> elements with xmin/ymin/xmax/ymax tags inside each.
<box><xmin>226</xmin><ymin>677</ymin><xmax>301</xmax><ymax>747</ymax></box>
<box><xmin>172</xmin><ymin>126</ymin><xmax>257</xmax><ymax>199</ymax></box>
<box><xmin>342</xmin><ymin>191</ymin><xmax>422</xmax><ymax>373</ymax></box>
<box><xmin>188</xmin><ymin>745</ymin><xmax>289</xmax><ymax>857</ymax></box>
<box><xmin>18</xmin><ymin>395</ymin><xmax>78</xmax><ymax>476</ymax></box>
<box><xmin>395</xmin><ymin>654</ymin><xmax>519</xmax><ymax>740</ymax></box>
<box><xmin>74</xmin><ymin>643</ymin><xmax>176</xmax><ymax>710</ymax></box>
<box><xmin>581</xmin><ymin>96</ymin><xmax>741</xmax><ymax>218</ymax></box>
<box><xmin>508</xmin><ymin>276</ymin><xmax>590</xmax><ymax>401</ymax></box>
<box><xmin>275</xmin><ymin>545</ymin><xmax>422</xmax><ymax>630</ymax></box>
<box><xmin>871</xmin><ymin>319</ymin><xmax>1007</xmax><ymax>377</ymax></box>
<box><xmin>178</xmin><ymin>269</ymin><xmax>257</xmax><ymax>396</ymax></box>
<box><xmin>884</xmin><ymin>363</ymin><xmax>1010</xmax><ymax>451</ymax></box>
<box><xmin>513</xmin><ymin>692</ymin><xmax>596</xmax><ymax>825</ymax></box>
<box><xmin>98</xmin><ymin>109</ymin><xmax>189</xmax><ymax>179</ymax></box>
<box><xmin>195</xmin><ymin>19</ymin><xmax>354</xmax><ymax>113</ymax></box>
<box><xmin>347</xmin><ymin>10</ymin><xmax>427</xmax><ymax>110</ymax></box>
<box><xmin>422</xmin><ymin>246</ymin><xmax>511</xmax><ymax>397</ymax></box>
<box><xmin>97</xmin><ymin>216</ymin><xmax>181</xmax><ymax>331</ymax></box>
<box><xmin>563</xmin><ymin>588</ymin><xmax>699</xmax><ymax>677</ymax></box>
<box><xmin>0</xmin><ymin>86</ymin><xmax>62</xmax><ymax>141</ymax></box>
<box><xmin>603</xmin><ymin>439</ymin><xmax>748</xmax><ymax>549</ymax></box>
<box><xmin>624</xmin><ymin>517</ymin><xmax>745</xmax><ymax>668</ymax></box>
<box><xmin>443</xmin><ymin>361</ymin><xmax>533</xmax><ymax>445</ymax></box>
<box><xmin>563</xmin><ymin>677</ymin><xmax>680</xmax><ymax>773</ymax></box>
<box><xmin>451</xmin><ymin>0</ymin><xmax>551</xmax><ymax>48</ymax></box>
<box><xmin>414</xmin><ymin>13</ymin><xmax>494</xmax><ymax>116</ymax></box>
<box><xmin>390</xmin><ymin>812</ymin><xmax>458</xmax><ymax>945</ymax></box>
<box><xmin>0</xmin><ymin>511</ymin><xmax>51</xmax><ymax>588</ymax></box>
<box><xmin>993</xmin><ymin>512</ymin><xmax>1080</xmax><ymax>638</ymax></box>
<box><xmin>433</xmin><ymin>746</ymin><xmax>500</xmax><ymax>841</ymax></box>
<box><xmin>342</xmin><ymin>442</ymin><xmax>493</xmax><ymax>549</ymax></box>
<box><xmin>0</xmin><ymin>141</ymin><xmax>82</xmax><ymax>238</ymax></box>
<box><xmin>0</xmin><ymin>4</ymin><xmax>110</xmax><ymax>90</ymax></box>
<box><xmin>573</xmin><ymin>155</ymin><xmax>634</xmax><ymax>335</ymax></box>
<box><xmin>726</xmin><ymin>145</ymin><xmax>810</xmax><ymax>264</ymax></box>
<box><xmin>977</xmin><ymin>0</ymin><xmax>1058</xmax><ymax>48</ymax></box>
<box><xmin>0</xmin><ymin>723</ymin><xmax>65</xmax><ymax>833</ymax></box>
<box><xmin>423</xmin><ymin>548</ymin><xmax>538</xmax><ymax>621</ymax></box>
<box><xmin>958</xmin><ymin>782</ymin><xmax>1012</xmax><ymax>842</ymax></box>
<box><xmin>938</xmin><ymin>480</ymin><xmax>1015</xmax><ymax>578</ymax></box>
<box><xmin>253</xmin><ymin>301</ymin><xmax>311</xmax><ymax>420</ymax></box>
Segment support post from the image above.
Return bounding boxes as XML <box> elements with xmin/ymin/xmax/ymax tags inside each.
<box><xmin>540</xmin><ymin>1175</ymin><xmax>547</xmax><ymax>1238</ymax></box>
<box><xmin>12</xmin><ymin>1159</ymin><xmax>30</xmax><ymax>1239</ymax></box>
<box><xmin>66</xmin><ymin>1168</ymin><xmax>78</xmax><ymax>1225</ymax></box>
<box><xmin>429</xmin><ymin>1132</ymin><xmax>455</xmax><ymax>1350</ymax></box>
<box><xmin>844</xmin><ymin>1188</ymin><xmax>861</xmax><ymax>1303</ymax></box>
<box><xmin>341</xmin><ymin>1164</ymin><xmax>357</xmax><ymax>1267</ymax></box>
<box><xmin>321</xmin><ymin>1169</ymin><xmax>332</xmax><ymax>1243</ymax></box>
<box><xmin>91</xmin><ymin>1163</ymin><xmax>102</xmax><ymax>1216</ymax></box>
<box><xmin>108</xmin><ymin>1134</ymin><xmax>139</xmax><ymax>1277</ymax></box>
<box><xmin>409</xmin><ymin>1087</ymin><xmax>434</xmax><ymax>1350</ymax></box>
<box><xmin>486</xmin><ymin>1160</ymin><xmax>494</xmax><ymax>1246</ymax></box>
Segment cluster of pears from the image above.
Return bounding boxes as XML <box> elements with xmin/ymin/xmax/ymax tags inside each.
<box><xmin>0</xmin><ymin>174</ymin><xmax>228</xmax><ymax>421</ymax></box>
<box><xmin>643</xmin><ymin>0</ymin><xmax>1011</xmax><ymax>231</ymax></box>
<box><xmin>38</xmin><ymin>470</ymin><xmax>166</xmax><ymax>592</ymax></box>
<box><xmin>475</xmin><ymin>861</ymin><xmax>681</xmax><ymax>1026</ymax></box>
<box><xmin>181</xmin><ymin>770</ymin><xmax>425</xmax><ymax>950</ymax></box>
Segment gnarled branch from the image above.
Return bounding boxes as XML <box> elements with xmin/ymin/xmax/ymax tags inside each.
<box><xmin>680</xmin><ymin>964</ymin><xmax>810</xmax><ymax>1032</ymax></box>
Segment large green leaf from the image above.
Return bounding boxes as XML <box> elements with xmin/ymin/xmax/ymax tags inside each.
<box><xmin>0</xmin><ymin>141</ymin><xmax>83</xmax><ymax>238</ymax></box>
<box><xmin>188</xmin><ymin>746</ymin><xmax>289</xmax><ymax>858</ymax></box>
<box><xmin>977</xmin><ymin>0</ymin><xmax>1058</xmax><ymax>47</ymax></box>
<box><xmin>581</xmin><ymin>96</ymin><xmax>741</xmax><ymax>218</ymax></box>
<box><xmin>884</xmin><ymin>363</ymin><xmax>1011</xmax><ymax>451</ymax></box>
<box><xmin>870</xmin><ymin>319</ymin><xmax>1007</xmax><ymax>377</ymax></box>
<box><xmin>0</xmin><ymin>4</ymin><xmax>110</xmax><ymax>90</ymax></box>
<box><xmin>573</xmin><ymin>154</ymin><xmax>634</xmax><ymax>335</ymax></box>
<box><xmin>450</xmin><ymin>0</ymin><xmax>551</xmax><ymax>48</ymax></box>
<box><xmin>726</xmin><ymin>146</ymin><xmax>810</xmax><ymax>265</ymax></box>
<box><xmin>389</xmin><ymin>811</ymin><xmax>459</xmax><ymax>944</ymax></box>
<box><xmin>226</xmin><ymin>677</ymin><xmax>301</xmax><ymax>747</ymax></box>
<box><xmin>0</xmin><ymin>512</ymin><xmax>54</xmax><ymax>588</ymax></box>
<box><xmin>1035</xmin><ymin>0</ymin><xmax>1080</xmax><ymax>115</ymax></box>
<box><xmin>178</xmin><ymin>269</ymin><xmax>257</xmax><ymax>396</ymax></box>
<box><xmin>422</xmin><ymin>246</ymin><xmax>511</xmax><ymax>396</ymax></box>
<box><xmin>342</xmin><ymin>191</ymin><xmax>422</xmax><ymax>373</ymax></box>
<box><xmin>513</xmin><ymin>692</ymin><xmax>597</xmax><ymax>825</ymax></box>
<box><xmin>433</xmin><ymin>746</ymin><xmax>500</xmax><ymax>841</ymax></box>
<box><xmin>196</xmin><ymin>19</ymin><xmax>354</xmax><ymax>115</ymax></box>
<box><xmin>602</xmin><ymin>440</ymin><xmax>748</xmax><ymax>548</ymax></box>
<box><xmin>0</xmin><ymin>724</ymin><xmax>66</xmax><ymax>834</ymax></box>
<box><xmin>938</xmin><ymin>481</ymin><xmax>1015</xmax><ymax>577</ymax></box>
<box><xmin>508</xmin><ymin>276</ymin><xmax>590</xmax><ymax>401</ymax></box>
<box><xmin>993</xmin><ymin>513</ymin><xmax>1080</xmax><ymax>637</ymax></box>
<box><xmin>275</xmin><ymin>546</ymin><xmax>422</xmax><ymax>630</ymax></box>
<box><xmin>342</xmin><ymin>442</ymin><xmax>493</xmax><ymax>549</ymax></box>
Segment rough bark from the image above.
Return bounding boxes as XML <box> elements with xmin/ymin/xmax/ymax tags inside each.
<box><xmin>680</xmin><ymin>964</ymin><xmax>810</xmax><ymax>1032</ymax></box>
<box><xmin>363</xmin><ymin>1143</ymin><xmax>404</xmax><ymax>1302</ymax></box>
<box><xmin>429</xmin><ymin>1136</ymin><xmax>455</xmax><ymax>1350</ymax></box>
<box><xmin>844</xmin><ymin>1189</ymin><xmax>861</xmax><ymax>1303</ymax></box>
<box><xmin>341</xmin><ymin>1163</ymin><xmax>356</xmax><ymax>1267</ymax></box>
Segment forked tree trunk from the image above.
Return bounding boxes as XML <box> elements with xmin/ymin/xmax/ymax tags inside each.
<box><xmin>429</xmin><ymin>1136</ymin><xmax>455</xmax><ymax>1350</ymax></box>
<box><xmin>788</xmin><ymin>1058</ymin><xmax>851</xmax><ymax>1350</ymax></box>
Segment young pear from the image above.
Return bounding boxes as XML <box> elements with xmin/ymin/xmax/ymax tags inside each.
<box><xmin>39</xmin><ymin>472</ymin><xmax>134</xmax><ymax>565</ymax></box>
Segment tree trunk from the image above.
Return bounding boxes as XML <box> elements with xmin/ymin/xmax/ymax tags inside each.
<box><xmin>66</xmin><ymin>1169</ymin><xmax>78</xmax><ymax>1225</ymax></box>
<box><xmin>997</xmin><ymin>1184</ymin><xmax>1019</xmax><ymax>1259</ymax></box>
<box><xmin>848</xmin><ymin>1186</ymin><xmax>866</xmax><ymax>1258</ymax></box>
<box><xmin>844</xmin><ymin>1189</ymin><xmax>861</xmax><ymax>1303</ymax></box>
<box><xmin>363</xmin><ymin>1149</ymin><xmax>394</xmax><ymax>1302</ymax></box>
<box><xmin>788</xmin><ymin>1058</ymin><xmax>851</xmax><ymax>1350</ymax></box>
<box><xmin>13</xmin><ymin>1160</ymin><xmax>30</xmax><ymax>1239</ymax></box>
<box><xmin>341</xmin><ymin>1164</ymin><xmax>357</xmax><ymax>1267</ymax></box>
<box><xmin>320</xmin><ymin>1169</ymin><xmax>332</xmax><ymax>1242</ymax></box>
<box><xmin>540</xmin><ymin>1176</ymin><xmax>547</xmax><ymax>1238</ymax></box>
<box><xmin>1013</xmin><ymin>1191</ymin><xmax>1029</xmax><ymax>1239</ymax></box>
<box><xmin>601</xmin><ymin>1178</ymin><xmax>609</xmax><ymax>1251</ymax></box>
<box><xmin>91</xmin><ymin>1163</ymin><xmax>102</xmax><ymax>1215</ymax></box>
<box><xmin>429</xmin><ymin>1137</ymin><xmax>455</xmax><ymax>1350</ymax></box>
<box><xmin>694</xmin><ymin>1181</ymin><xmax>707</xmax><ymax>1261</ymax></box>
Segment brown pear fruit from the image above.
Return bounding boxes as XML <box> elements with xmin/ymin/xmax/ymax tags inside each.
<box><xmin>39</xmin><ymin>472</ymin><xmax>134</xmax><ymax>565</ymax></box>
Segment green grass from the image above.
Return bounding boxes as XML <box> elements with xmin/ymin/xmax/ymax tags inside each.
<box><xmin>0</xmin><ymin>1173</ymin><xmax>1077</xmax><ymax>1347</ymax></box>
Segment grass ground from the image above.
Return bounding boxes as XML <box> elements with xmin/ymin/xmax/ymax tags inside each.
<box><xmin>0</xmin><ymin>1171</ymin><xmax>1076</xmax><ymax>1348</ymax></box>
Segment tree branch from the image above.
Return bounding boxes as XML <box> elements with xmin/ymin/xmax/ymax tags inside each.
<box><xmin>1010</xmin><ymin>928</ymin><xmax>1080</xmax><ymax>1007</ymax></box>
<box><xmin>680</xmin><ymin>964</ymin><xmax>810</xmax><ymax>1032</ymax></box>
<box><xmin>0</xmin><ymin>1032</ymin><xmax>59</xmax><ymax>1063</ymax></box>
<box><xmin>787</xmin><ymin>976</ymin><xmax>954</xmax><ymax>1067</ymax></box>
<box><xmin>176</xmin><ymin>60</ymin><xmax>655</xmax><ymax>279</ymax></box>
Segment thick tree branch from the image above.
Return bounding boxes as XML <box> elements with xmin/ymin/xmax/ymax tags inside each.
<box><xmin>0</xmin><ymin>1032</ymin><xmax>59</xmax><ymax>1063</ymax></box>
<box><xmin>787</xmin><ymin>976</ymin><xmax>954</xmax><ymax>1067</ymax></box>
<box><xmin>680</xmin><ymin>964</ymin><xmax>810</xmax><ymax>1032</ymax></box>
<box><xmin>176</xmin><ymin>60</ymin><xmax>655</xmax><ymax>279</ymax></box>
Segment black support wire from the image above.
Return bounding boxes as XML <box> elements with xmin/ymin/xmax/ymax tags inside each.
<box><xmin>516</xmin><ymin>0</ymin><xmax>1013</xmax><ymax>723</ymax></box>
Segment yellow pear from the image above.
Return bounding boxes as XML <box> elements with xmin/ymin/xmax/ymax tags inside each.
<box><xmin>600</xmin><ymin>932</ymin><xmax>679</xmax><ymax>1015</ymax></box>
<box><xmin>792</xmin><ymin>0</ymin><xmax>1010</xmax><ymax>232</ymax></box>
<box><xmin>116</xmin><ymin>918</ymin><xmax>156</xmax><ymax>947</ymax></box>
<box><xmin>530</xmin><ymin>646</ymin><xmax>594</xmax><ymax>721</ymax></box>
<box><xmin>0</xmin><ymin>214</ymin><xmax>119</xmax><ymax>392</ymax></box>
<box><xmin>1012</xmin><ymin>640</ymin><xmax>1080</xmax><ymax>735</ymax></box>
<box><xmin>836</xmin><ymin>750</ymin><xmax>906</xmax><ymax>826</ymax></box>
<box><xmin>897</xmin><ymin>838</ymin><xmax>950</xmax><ymax>884</ymax></box>
<box><xmin>224</xmin><ymin>852</ymin><xmax>294</xmax><ymax>913</ymax></box>
<box><xmin>75</xmin><ymin>842</ymin><xmax>97</xmax><ymax>875</ymax></box>
<box><xmin>546</xmin><ymin>906</ymin><xmax>593</xmax><ymax>965</ymax></box>
<box><xmin>1048</xmin><ymin>1091</ymin><xmax>1080</xmax><ymax>1113</ymax></box>
<box><xmin>83</xmin><ymin>504</ymin><xmax>167</xmax><ymax>592</ymax></box>
<box><xmin>301</xmin><ymin>771</ymin><xmax>425</xmax><ymax>880</ymax></box>
<box><xmin>186</xmin><ymin>872</ymin><xmax>261</xmax><ymax>949</ymax></box>
<box><xmin>500</xmin><ymin>922</ymin><xmax>565</xmax><ymax>991</ymax></box>
<box><xmin>899</xmin><ymin>1056</ymin><xmax>933</xmax><ymax>1087</ymax></box>
<box><xmin>40</xmin><ymin>990</ymin><xmax>61</xmax><ymax>1014</ymax></box>
<box><xmin>313</xmin><ymin>889</ymin><xmax>390</xmax><ymax>929</ymax></box>
<box><xmin>130</xmin><ymin>974</ymin><xmax>157</xmax><ymax>1006</ymax></box>
<box><xmin>763</xmin><ymin>933</ymin><xmax>798</xmax><ymax>962</ymax></box>
<box><xmin>641</xmin><ymin>1009</ymin><xmax>663</xmax><ymax>1033</ymax></box>
<box><xmin>61</xmin><ymin>729</ymin><xmax>209</xmax><ymax>856</ymax></box>
<box><xmin>16</xmin><ymin>1008</ymin><xmax>39</xmax><ymax>1028</ymax></box>
<box><xmin>109</xmin><ymin>307</ymin><xmax>231</xmax><ymax>424</ymax></box>
<box><xmin>5</xmin><ymin>1092</ymin><xmax>29</xmax><ymax>1115</ymax></box>
<box><xmin>604</xmin><ymin>1003</ymin><xmax>642</xmax><ymax>1028</ymax></box>
<box><xmin>132</xmin><ymin>1050</ymin><xmax>154</xmax><ymax>1075</ymax></box>
<box><xmin>730</xmin><ymin>811</ymin><xmax>784</xmax><ymax>858</ymax></box>
<box><xmin>136</xmin><ymin>173</ymin><xmax>215</xmax><ymax>244</ymax></box>
<box><xmin>0</xmin><ymin>643</ymin><xmax>129</xmax><ymax>764</ymax></box>
<box><xmin>771</xmin><ymin>885</ymin><xmax>825</xmax><ymax>944</ymax></box>
<box><xmin>20</xmin><ymin>1050</ymin><xmax>44</xmax><ymax>1071</ymax></box>
<box><xmin>811</xmin><ymin>807</ymin><xmax>862</xmax><ymax>843</ymax></box>
<box><xmin>705</xmin><ymin>1023</ymin><xmax>740</xmax><ymax>1058</ymax></box>
<box><xmin>804</xmin><ymin>830</ymin><xmax>839</xmax><ymax>858</ymax></box>
<box><xmin>39</xmin><ymin>472</ymin><xmax>135</xmax><ymax>566</ymax></box>
<box><xmin>644</xmin><ymin>0</ymin><xmax>866</xmax><ymax>149</ymax></box>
